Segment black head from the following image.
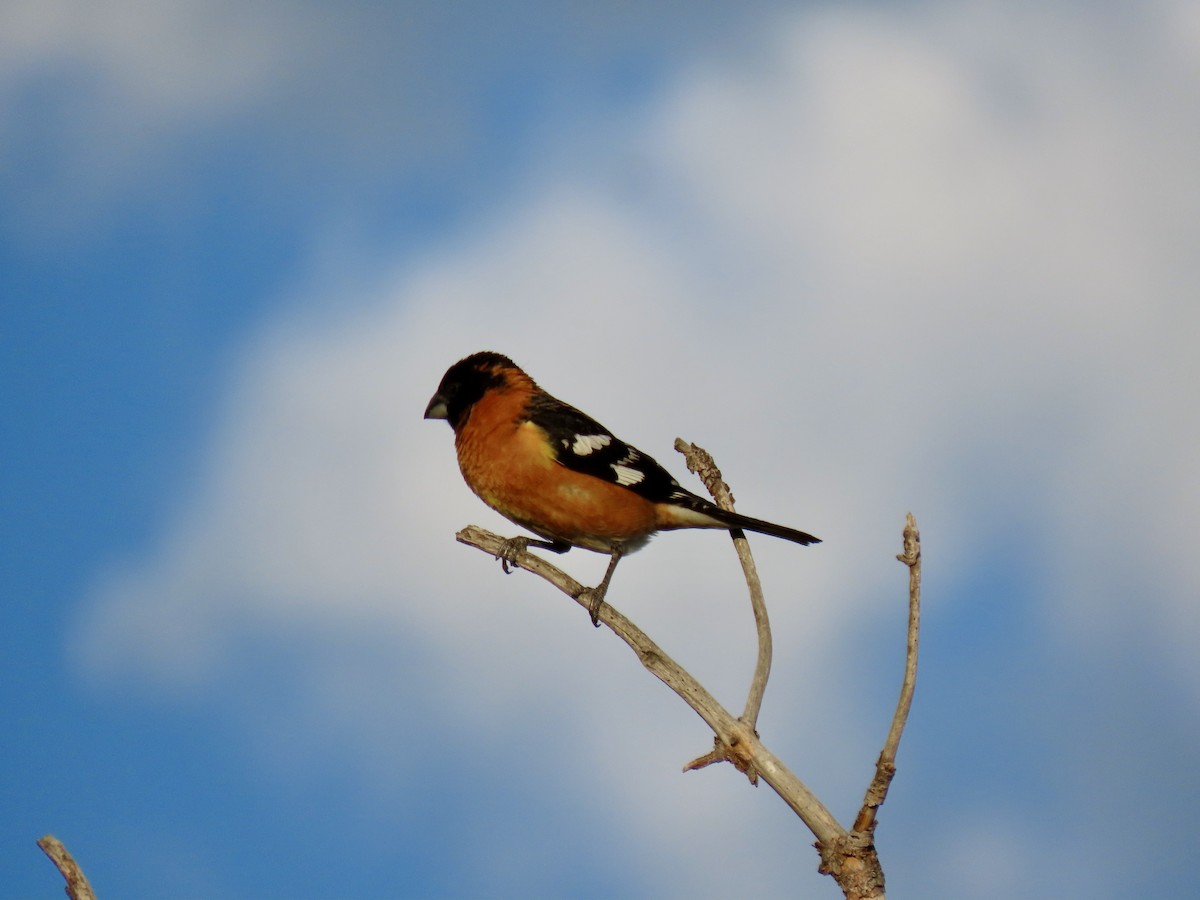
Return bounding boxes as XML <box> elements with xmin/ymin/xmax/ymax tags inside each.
<box><xmin>424</xmin><ymin>351</ymin><xmax>518</xmax><ymax>430</ymax></box>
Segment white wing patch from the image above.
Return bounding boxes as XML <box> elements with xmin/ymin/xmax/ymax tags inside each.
<box><xmin>571</xmin><ymin>433</ymin><xmax>612</xmax><ymax>456</ymax></box>
<box><xmin>612</xmin><ymin>464</ymin><xmax>646</xmax><ymax>486</ymax></box>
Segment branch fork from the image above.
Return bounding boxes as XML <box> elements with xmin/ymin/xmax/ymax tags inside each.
<box><xmin>684</xmin><ymin>723</ymin><xmax>760</xmax><ymax>782</ymax></box>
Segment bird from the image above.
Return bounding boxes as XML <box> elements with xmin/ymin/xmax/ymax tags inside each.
<box><xmin>424</xmin><ymin>351</ymin><xmax>820</xmax><ymax>625</ymax></box>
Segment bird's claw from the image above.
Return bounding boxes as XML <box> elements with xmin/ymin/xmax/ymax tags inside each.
<box><xmin>496</xmin><ymin>536</ymin><xmax>530</xmax><ymax>574</ymax></box>
<box><xmin>580</xmin><ymin>586</ymin><xmax>606</xmax><ymax>627</ymax></box>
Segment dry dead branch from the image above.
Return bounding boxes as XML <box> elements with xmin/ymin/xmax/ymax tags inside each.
<box><xmin>38</xmin><ymin>834</ymin><xmax>97</xmax><ymax>900</ymax></box>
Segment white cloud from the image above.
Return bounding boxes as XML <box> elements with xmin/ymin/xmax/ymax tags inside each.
<box><xmin>0</xmin><ymin>0</ymin><xmax>779</xmax><ymax>244</ymax></box>
<box><xmin>72</xmin><ymin>0</ymin><xmax>1200</xmax><ymax>895</ymax></box>
<box><xmin>0</xmin><ymin>0</ymin><xmax>318</xmax><ymax>239</ymax></box>
<box><xmin>0</xmin><ymin>0</ymin><xmax>304</xmax><ymax>110</ymax></box>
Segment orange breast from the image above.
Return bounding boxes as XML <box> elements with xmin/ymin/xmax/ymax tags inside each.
<box><xmin>456</xmin><ymin>412</ymin><xmax>656</xmax><ymax>553</ymax></box>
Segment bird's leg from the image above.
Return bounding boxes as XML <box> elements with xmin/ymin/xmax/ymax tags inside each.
<box><xmin>496</xmin><ymin>536</ymin><xmax>570</xmax><ymax>573</ymax></box>
<box><xmin>583</xmin><ymin>544</ymin><xmax>624</xmax><ymax>627</ymax></box>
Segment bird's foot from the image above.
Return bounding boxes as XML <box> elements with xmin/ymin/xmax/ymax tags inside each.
<box><xmin>579</xmin><ymin>585</ymin><xmax>608</xmax><ymax>628</ymax></box>
<box><xmin>496</xmin><ymin>536</ymin><xmax>531</xmax><ymax>574</ymax></box>
<box><xmin>495</xmin><ymin>536</ymin><xmax>571</xmax><ymax>573</ymax></box>
<box><xmin>580</xmin><ymin>544</ymin><xmax>624</xmax><ymax>628</ymax></box>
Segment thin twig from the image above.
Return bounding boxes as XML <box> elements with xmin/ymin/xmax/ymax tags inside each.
<box><xmin>853</xmin><ymin>512</ymin><xmax>922</xmax><ymax>834</ymax></box>
<box><xmin>38</xmin><ymin>835</ymin><xmax>97</xmax><ymax>900</ymax></box>
<box><xmin>456</xmin><ymin>524</ymin><xmax>845</xmax><ymax>847</ymax></box>
<box><xmin>673</xmin><ymin>439</ymin><xmax>773</xmax><ymax>734</ymax></box>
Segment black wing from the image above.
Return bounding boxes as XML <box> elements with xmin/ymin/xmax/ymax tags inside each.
<box><xmin>525</xmin><ymin>391</ymin><xmax>692</xmax><ymax>504</ymax></box>
<box><xmin>525</xmin><ymin>389</ymin><xmax>821</xmax><ymax>546</ymax></box>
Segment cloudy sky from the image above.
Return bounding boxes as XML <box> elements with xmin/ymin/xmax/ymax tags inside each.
<box><xmin>4</xmin><ymin>1</ymin><xmax>1199</xmax><ymax>897</ymax></box>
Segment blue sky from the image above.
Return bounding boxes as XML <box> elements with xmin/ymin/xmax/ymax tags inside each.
<box><xmin>4</xmin><ymin>1</ymin><xmax>1199</xmax><ymax>897</ymax></box>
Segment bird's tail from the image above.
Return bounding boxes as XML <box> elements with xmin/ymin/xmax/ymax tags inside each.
<box><xmin>664</xmin><ymin>493</ymin><xmax>821</xmax><ymax>545</ymax></box>
<box><xmin>712</xmin><ymin>506</ymin><xmax>822</xmax><ymax>546</ymax></box>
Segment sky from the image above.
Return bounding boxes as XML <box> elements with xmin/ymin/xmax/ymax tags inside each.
<box><xmin>3</xmin><ymin>1</ymin><xmax>1199</xmax><ymax>897</ymax></box>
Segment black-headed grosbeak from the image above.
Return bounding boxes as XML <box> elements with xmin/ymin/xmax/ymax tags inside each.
<box><xmin>425</xmin><ymin>351</ymin><xmax>820</xmax><ymax>624</ymax></box>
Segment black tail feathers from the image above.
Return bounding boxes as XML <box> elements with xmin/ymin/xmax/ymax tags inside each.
<box><xmin>705</xmin><ymin>502</ymin><xmax>821</xmax><ymax>546</ymax></box>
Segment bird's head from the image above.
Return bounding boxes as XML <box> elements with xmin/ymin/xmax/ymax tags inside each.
<box><xmin>424</xmin><ymin>351</ymin><xmax>520</xmax><ymax>431</ymax></box>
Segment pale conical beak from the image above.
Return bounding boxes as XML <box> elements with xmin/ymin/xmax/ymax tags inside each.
<box><xmin>424</xmin><ymin>393</ymin><xmax>449</xmax><ymax>419</ymax></box>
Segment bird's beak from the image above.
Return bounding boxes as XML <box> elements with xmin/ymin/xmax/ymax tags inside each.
<box><xmin>424</xmin><ymin>392</ymin><xmax>449</xmax><ymax>420</ymax></box>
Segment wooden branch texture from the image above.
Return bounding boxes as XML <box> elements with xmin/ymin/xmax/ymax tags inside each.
<box><xmin>673</xmin><ymin>439</ymin><xmax>773</xmax><ymax>733</ymax></box>
<box><xmin>38</xmin><ymin>834</ymin><xmax>97</xmax><ymax>900</ymax></box>
<box><xmin>854</xmin><ymin>512</ymin><xmax>922</xmax><ymax>835</ymax></box>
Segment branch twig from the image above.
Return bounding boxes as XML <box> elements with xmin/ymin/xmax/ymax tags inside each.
<box><xmin>673</xmin><ymin>439</ymin><xmax>773</xmax><ymax>733</ymax></box>
<box><xmin>456</xmin><ymin>524</ymin><xmax>845</xmax><ymax>847</ymax></box>
<box><xmin>853</xmin><ymin>512</ymin><xmax>922</xmax><ymax>834</ymax></box>
<box><xmin>38</xmin><ymin>835</ymin><xmax>97</xmax><ymax>900</ymax></box>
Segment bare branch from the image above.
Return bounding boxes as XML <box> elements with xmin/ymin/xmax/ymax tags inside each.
<box><xmin>673</xmin><ymin>439</ymin><xmax>773</xmax><ymax>733</ymax></box>
<box><xmin>456</xmin><ymin>524</ymin><xmax>845</xmax><ymax>847</ymax></box>
<box><xmin>853</xmin><ymin>512</ymin><xmax>922</xmax><ymax>835</ymax></box>
<box><xmin>38</xmin><ymin>835</ymin><xmax>97</xmax><ymax>900</ymax></box>
<box><xmin>456</xmin><ymin>498</ymin><xmax>921</xmax><ymax>900</ymax></box>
